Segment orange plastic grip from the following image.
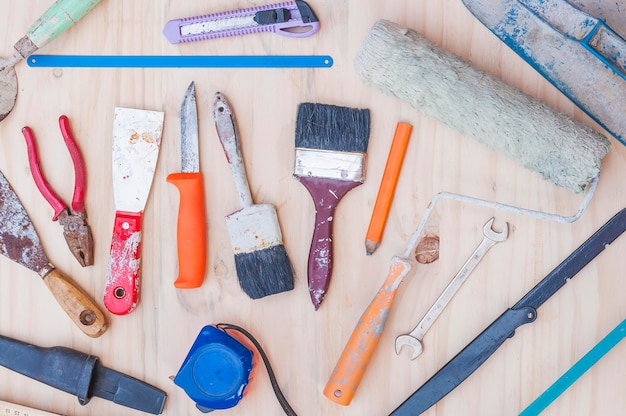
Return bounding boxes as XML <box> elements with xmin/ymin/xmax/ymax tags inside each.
<box><xmin>365</xmin><ymin>122</ymin><xmax>412</xmax><ymax>254</ymax></box>
<box><xmin>324</xmin><ymin>256</ymin><xmax>414</xmax><ymax>405</ymax></box>
<box><xmin>166</xmin><ymin>172</ymin><xmax>207</xmax><ymax>288</ymax></box>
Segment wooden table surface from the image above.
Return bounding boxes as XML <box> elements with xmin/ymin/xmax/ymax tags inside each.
<box><xmin>0</xmin><ymin>1</ymin><xmax>624</xmax><ymax>415</ymax></box>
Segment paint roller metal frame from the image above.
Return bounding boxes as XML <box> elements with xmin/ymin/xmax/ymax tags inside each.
<box><xmin>405</xmin><ymin>175</ymin><xmax>599</xmax><ymax>260</ymax></box>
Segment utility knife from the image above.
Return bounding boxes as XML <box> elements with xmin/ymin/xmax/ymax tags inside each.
<box><xmin>390</xmin><ymin>207</ymin><xmax>626</xmax><ymax>415</ymax></box>
<box><xmin>163</xmin><ymin>0</ymin><xmax>320</xmax><ymax>44</ymax></box>
<box><xmin>166</xmin><ymin>81</ymin><xmax>207</xmax><ymax>288</ymax></box>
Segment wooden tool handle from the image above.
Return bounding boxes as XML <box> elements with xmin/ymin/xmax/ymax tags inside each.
<box><xmin>213</xmin><ymin>92</ymin><xmax>254</xmax><ymax>208</ymax></box>
<box><xmin>166</xmin><ymin>172</ymin><xmax>207</xmax><ymax>288</ymax></box>
<box><xmin>42</xmin><ymin>267</ymin><xmax>107</xmax><ymax>338</ymax></box>
<box><xmin>23</xmin><ymin>0</ymin><xmax>101</xmax><ymax>53</ymax></box>
<box><xmin>324</xmin><ymin>256</ymin><xmax>413</xmax><ymax>405</ymax></box>
<box><xmin>365</xmin><ymin>122</ymin><xmax>412</xmax><ymax>254</ymax></box>
<box><xmin>104</xmin><ymin>211</ymin><xmax>142</xmax><ymax>315</ymax></box>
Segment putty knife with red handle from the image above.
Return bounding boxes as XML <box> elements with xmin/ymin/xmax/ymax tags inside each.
<box><xmin>104</xmin><ymin>107</ymin><xmax>164</xmax><ymax>315</ymax></box>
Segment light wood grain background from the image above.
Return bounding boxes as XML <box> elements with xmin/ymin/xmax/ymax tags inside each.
<box><xmin>0</xmin><ymin>1</ymin><xmax>624</xmax><ymax>415</ymax></box>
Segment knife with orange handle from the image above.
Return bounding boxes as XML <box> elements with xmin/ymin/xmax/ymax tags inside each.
<box><xmin>167</xmin><ymin>81</ymin><xmax>207</xmax><ymax>288</ymax></box>
<box><xmin>324</xmin><ymin>255</ymin><xmax>414</xmax><ymax>405</ymax></box>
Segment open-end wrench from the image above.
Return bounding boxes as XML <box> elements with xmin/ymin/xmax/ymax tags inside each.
<box><xmin>395</xmin><ymin>217</ymin><xmax>508</xmax><ymax>360</ymax></box>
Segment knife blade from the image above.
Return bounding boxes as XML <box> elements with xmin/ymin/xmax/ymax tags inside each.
<box><xmin>461</xmin><ymin>0</ymin><xmax>626</xmax><ymax>144</ymax></box>
<box><xmin>104</xmin><ymin>107</ymin><xmax>164</xmax><ymax>315</ymax></box>
<box><xmin>390</xmin><ymin>207</ymin><xmax>626</xmax><ymax>415</ymax></box>
<box><xmin>166</xmin><ymin>81</ymin><xmax>207</xmax><ymax>288</ymax></box>
<box><xmin>0</xmin><ymin>170</ymin><xmax>106</xmax><ymax>337</ymax></box>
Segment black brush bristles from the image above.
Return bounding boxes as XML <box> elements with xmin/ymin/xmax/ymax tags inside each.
<box><xmin>295</xmin><ymin>103</ymin><xmax>371</xmax><ymax>152</ymax></box>
<box><xmin>234</xmin><ymin>245</ymin><xmax>295</xmax><ymax>299</ymax></box>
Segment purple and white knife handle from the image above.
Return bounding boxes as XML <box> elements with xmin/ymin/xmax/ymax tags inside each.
<box><xmin>163</xmin><ymin>0</ymin><xmax>320</xmax><ymax>43</ymax></box>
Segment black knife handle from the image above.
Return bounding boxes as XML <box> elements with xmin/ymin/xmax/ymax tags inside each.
<box><xmin>389</xmin><ymin>307</ymin><xmax>537</xmax><ymax>416</ymax></box>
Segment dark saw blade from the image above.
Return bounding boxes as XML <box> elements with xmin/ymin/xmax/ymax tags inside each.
<box><xmin>0</xmin><ymin>170</ymin><xmax>49</xmax><ymax>272</ymax></box>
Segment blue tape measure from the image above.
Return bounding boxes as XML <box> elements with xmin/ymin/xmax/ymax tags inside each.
<box><xmin>174</xmin><ymin>325</ymin><xmax>255</xmax><ymax>412</ymax></box>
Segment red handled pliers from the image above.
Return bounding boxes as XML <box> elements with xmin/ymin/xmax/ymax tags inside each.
<box><xmin>22</xmin><ymin>115</ymin><xmax>94</xmax><ymax>267</ymax></box>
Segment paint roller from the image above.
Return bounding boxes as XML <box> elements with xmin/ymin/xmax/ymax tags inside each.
<box><xmin>354</xmin><ymin>19</ymin><xmax>610</xmax><ymax>225</ymax></box>
<box><xmin>323</xmin><ymin>19</ymin><xmax>612</xmax><ymax>406</ymax></box>
<box><xmin>355</xmin><ymin>19</ymin><xmax>610</xmax><ymax>192</ymax></box>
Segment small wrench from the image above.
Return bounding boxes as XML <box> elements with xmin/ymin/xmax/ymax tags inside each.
<box><xmin>395</xmin><ymin>217</ymin><xmax>508</xmax><ymax>360</ymax></box>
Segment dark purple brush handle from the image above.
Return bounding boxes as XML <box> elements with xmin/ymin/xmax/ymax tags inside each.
<box><xmin>298</xmin><ymin>176</ymin><xmax>363</xmax><ymax>310</ymax></box>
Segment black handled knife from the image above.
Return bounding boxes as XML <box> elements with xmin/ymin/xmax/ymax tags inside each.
<box><xmin>0</xmin><ymin>334</ymin><xmax>167</xmax><ymax>414</ymax></box>
<box><xmin>390</xmin><ymin>207</ymin><xmax>626</xmax><ymax>415</ymax></box>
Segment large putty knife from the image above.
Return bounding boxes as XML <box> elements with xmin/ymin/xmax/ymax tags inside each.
<box><xmin>0</xmin><ymin>170</ymin><xmax>106</xmax><ymax>337</ymax></box>
<box><xmin>104</xmin><ymin>107</ymin><xmax>164</xmax><ymax>315</ymax></box>
<box><xmin>461</xmin><ymin>0</ymin><xmax>626</xmax><ymax>144</ymax></box>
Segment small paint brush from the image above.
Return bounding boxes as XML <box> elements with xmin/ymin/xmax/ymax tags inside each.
<box><xmin>294</xmin><ymin>102</ymin><xmax>371</xmax><ymax>310</ymax></box>
<box><xmin>214</xmin><ymin>92</ymin><xmax>294</xmax><ymax>299</ymax></box>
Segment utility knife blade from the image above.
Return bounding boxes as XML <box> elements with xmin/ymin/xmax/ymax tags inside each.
<box><xmin>181</xmin><ymin>81</ymin><xmax>199</xmax><ymax>173</ymax></box>
<box><xmin>390</xmin><ymin>207</ymin><xmax>626</xmax><ymax>415</ymax></box>
<box><xmin>163</xmin><ymin>0</ymin><xmax>320</xmax><ymax>44</ymax></box>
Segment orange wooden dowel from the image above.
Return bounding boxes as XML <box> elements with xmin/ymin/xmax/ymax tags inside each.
<box><xmin>365</xmin><ymin>122</ymin><xmax>413</xmax><ymax>255</ymax></box>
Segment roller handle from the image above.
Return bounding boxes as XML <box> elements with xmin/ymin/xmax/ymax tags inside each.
<box><xmin>298</xmin><ymin>176</ymin><xmax>363</xmax><ymax>310</ymax></box>
<box><xmin>42</xmin><ymin>267</ymin><xmax>107</xmax><ymax>338</ymax></box>
<box><xmin>104</xmin><ymin>211</ymin><xmax>142</xmax><ymax>315</ymax></box>
<box><xmin>17</xmin><ymin>0</ymin><xmax>102</xmax><ymax>56</ymax></box>
<box><xmin>323</xmin><ymin>256</ymin><xmax>413</xmax><ymax>405</ymax></box>
<box><xmin>166</xmin><ymin>172</ymin><xmax>207</xmax><ymax>288</ymax></box>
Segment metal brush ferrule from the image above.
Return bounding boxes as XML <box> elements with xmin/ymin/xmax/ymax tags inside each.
<box><xmin>294</xmin><ymin>148</ymin><xmax>366</xmax><ymax>182</ymax></box>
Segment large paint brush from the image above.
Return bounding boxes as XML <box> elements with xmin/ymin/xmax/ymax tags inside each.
<box><xmin>294</xmin><ymin>103</ymin><xmax>371</xmax><ymax>310</ymax></box>
<box><xmin>214</xmin><ymin>92</ymin><xmax>294</xmax><ymax>299</ymax></box>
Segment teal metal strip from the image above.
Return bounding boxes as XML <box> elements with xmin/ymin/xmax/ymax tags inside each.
<box><xmin>26</xmin><ymin>55</ymin><xmax>333</xmax><ymax>68</ymax></box>
<box><xmin>519</xmin><ymin>318</ymin><xmax>626</xmax><ymax>415</ymax></box>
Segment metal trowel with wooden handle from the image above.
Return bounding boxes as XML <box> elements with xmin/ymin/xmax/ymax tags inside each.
<box><xmin>104</xmin><ymin>107</ymin><xmax>164</xmax><ymax>315</ymax></box>
<box><xmin>0</xmin><ymin>169</ymin><xmax>106</xmax><ymax>337</ymax></box>
<box><xmin>0</xmin><ymin>0</ymin><xmax>102</xmax><ymax>121</ymax></box>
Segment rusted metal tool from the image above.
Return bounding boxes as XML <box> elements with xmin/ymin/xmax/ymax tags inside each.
<box><xmin>0</xmin><ymin>169</ymin><xmax>106</xmax><ymax>337</ymax></box>
<box><xmin>22</xmin><ymin>115</ymin><xmax>94</xmax><ymax>267</ymax></box>
<box><xmin>395</xmin><ymin>218</ymin><xmax>508</xmax><ymax>360</ymax></box>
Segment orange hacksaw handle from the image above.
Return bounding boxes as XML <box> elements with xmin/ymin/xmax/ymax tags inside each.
<box><xmin>167</xmin><ymin>172</ymin><xmax>207</xmax><ymax>288</ymax></box>
<box><xmin>324</xmin><ymin>256</ymin><xmax>414</xmax><ymax>405</ymax></box>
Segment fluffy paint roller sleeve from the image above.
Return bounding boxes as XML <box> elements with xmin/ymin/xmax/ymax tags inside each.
<box><xmin>354</xmin><ymin>20</ymin><xmax>610</xmax><ymax>193</ymax></box>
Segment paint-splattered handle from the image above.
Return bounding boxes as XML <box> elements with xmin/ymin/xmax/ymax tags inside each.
<box><xmin>323</xmin><ymin>256</ymin><xmax>413</xmax><ymax>406</ymax></box>
<box><xmin>23</xmin><ymin>0</ymin><xmax>101</xmax><ymax>53</ymax></box>
<box><xmin>298</xmin><ymin>176</ymin><xmax>364</xmax><ymax>310</ymax></box>
<box><xmin>307</xmin><ymin>203</ymin><xmax>336</xmax><ymax>310</ymax></box>
<box><xmin>104</xmin><ymin>211</ymin><xmax>142</xmax><ymax>315</ymax></box>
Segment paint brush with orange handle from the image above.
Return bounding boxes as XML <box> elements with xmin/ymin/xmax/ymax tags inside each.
<box><xmin>324</xmin><ymin>256</ymin><xmax>413</xmax><ymax>405</ymax></box>
<box><xmin>167</xmin><ymin>81</ymin><xmax>207</xmax><ymax>288</ymax></box>
<box><xmin>365</xmin><ymin>122</ymin><xmax>413</xmax><ymax>255</ymax></box>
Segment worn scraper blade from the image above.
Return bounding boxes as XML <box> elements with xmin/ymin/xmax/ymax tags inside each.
<box><xmin>0</xmin><ymin>170</ymin><xmax>49</xmax><ymax>272</ymax></box>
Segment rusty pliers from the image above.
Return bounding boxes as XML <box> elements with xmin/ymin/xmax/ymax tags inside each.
<box><xmin>21</xmin><ymin>115</ymin><xmax>93</xmax><ymax>267</ymax></box>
